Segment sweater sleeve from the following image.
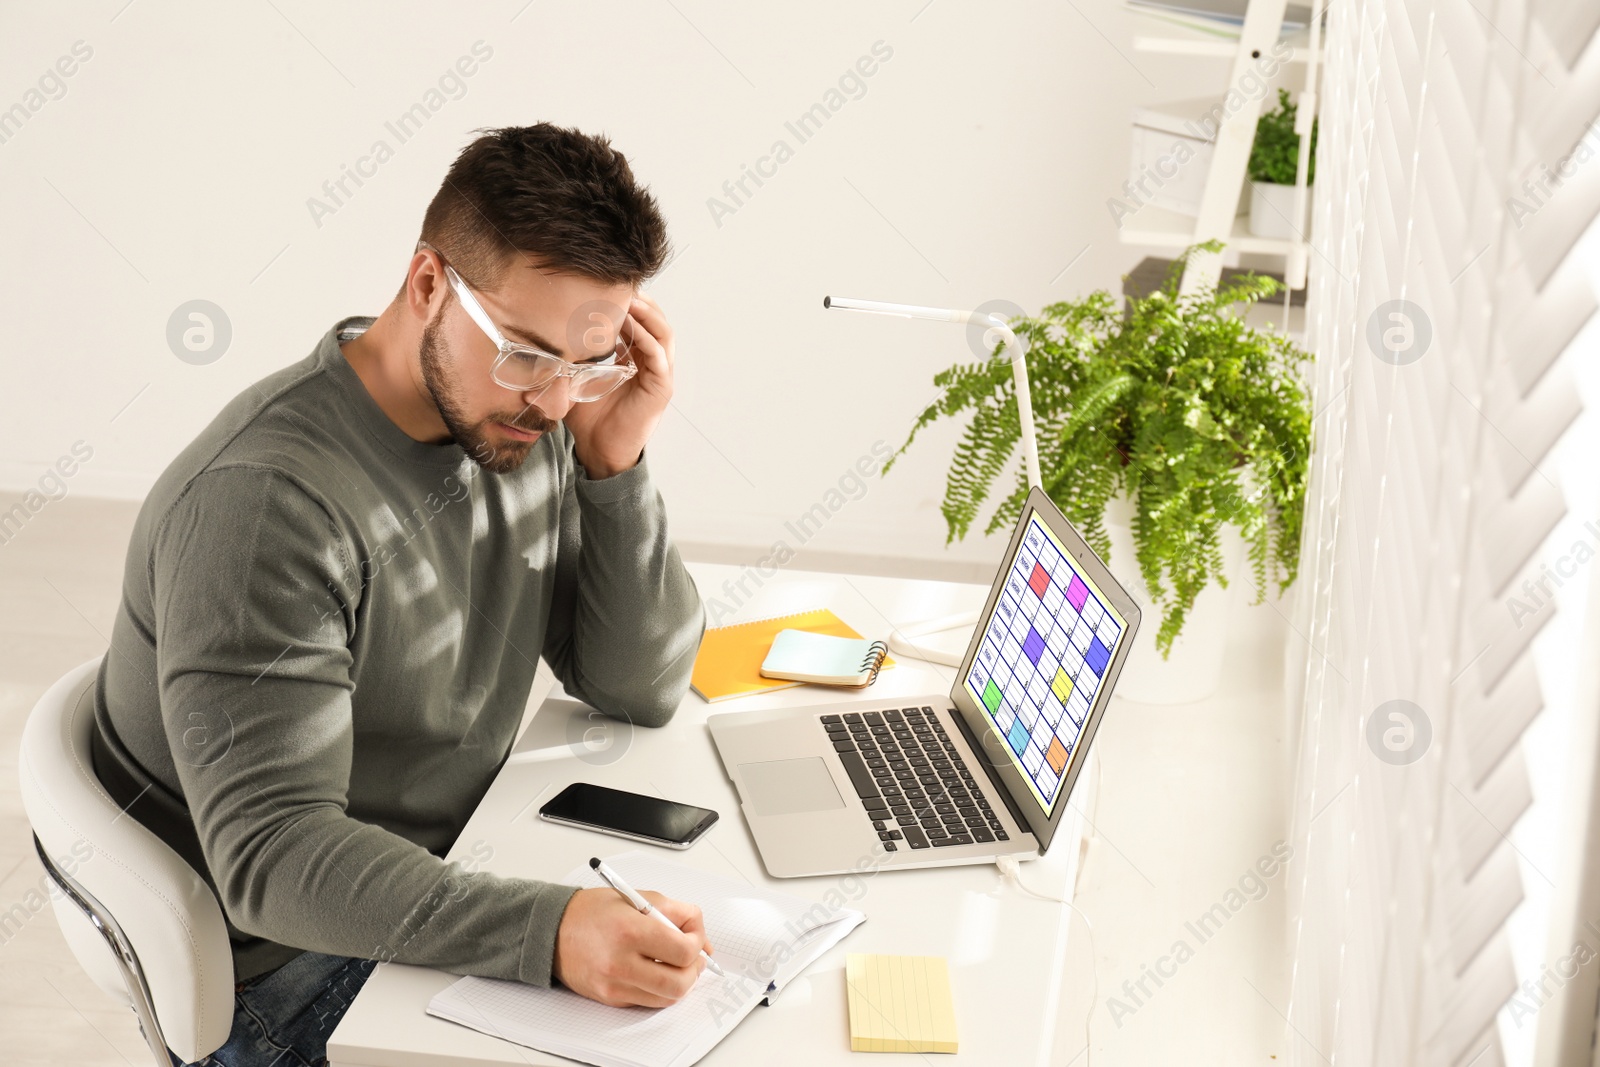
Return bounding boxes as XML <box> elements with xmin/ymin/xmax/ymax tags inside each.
<box><xmin>150</xmin><ymin>464</ymin><xmax>577</xmax><ymax>985</ymax></box>
<box><xmin>540</xmin><ymin>446</ymin><xmax>706</xmax><ymax>728</ymax></box>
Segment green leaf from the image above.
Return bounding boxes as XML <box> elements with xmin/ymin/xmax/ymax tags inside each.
<box><xmin>1248</xmin><ymin>88</ymin><xmax>1317</xmax><ymax>186</ymax></box>
<box><xmin>886</xmin><ymin>243</ymin><xmax>1314</xmax><ymax>657</ymax></box>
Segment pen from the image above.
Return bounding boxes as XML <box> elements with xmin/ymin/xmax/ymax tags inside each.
<box><xmin>589</xmin><ymin>857</ymin><xmax>727</xmax><ymax>977</ymax></box>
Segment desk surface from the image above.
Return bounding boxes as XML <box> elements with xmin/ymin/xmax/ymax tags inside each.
<box><xmin>328</xmin><ymin>564</ymin><xmax>1093</xmax><ymax>1066</ymax></box>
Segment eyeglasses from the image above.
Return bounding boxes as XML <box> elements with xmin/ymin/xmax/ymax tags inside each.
<box><xmin>420</xmin><ymin>241</ymin><xmax>637</xmax><ymax>402</ymax></box>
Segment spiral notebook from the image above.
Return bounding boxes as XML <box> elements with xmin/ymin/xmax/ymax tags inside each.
<box><xmin>760</xmin><ymin>629</ymin><xmax>889</xmax><ymax>688</ymax></box>
<box><xmin>426</xmin><ymin>851</ymin><xmax>865</xmax><ymax>1067</ymax></box>
<box><xmin>690</xmin><ymin>608</ymin><xmax>893</xmax><ymax>703</ymax></box>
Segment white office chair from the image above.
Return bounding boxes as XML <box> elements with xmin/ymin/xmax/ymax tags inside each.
<box><xmin>18</xmin><ymin>657</ymin><xmax>235</xmax><ymax>1066</ymax></box>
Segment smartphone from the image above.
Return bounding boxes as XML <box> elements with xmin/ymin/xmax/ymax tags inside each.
<box><xmin>538</xmin><ymin>783</ymin><xmax>719</xmax><ymax>850</ymax></box>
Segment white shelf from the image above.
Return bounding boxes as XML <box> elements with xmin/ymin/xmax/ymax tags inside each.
<box><xmin>1119</xmin><ymin>0</ymin><xmax>1322</xmax><ymax>293</ymax></box>
<box><xmin>1118</xmin><ymin>204</ymin><xmax>1306</xmax><ymax>256</ymax></box>
<box><xmin>1132</xmin><ymin>34</ymin><xmax>1322</xmax><ymax>61</ymax></box>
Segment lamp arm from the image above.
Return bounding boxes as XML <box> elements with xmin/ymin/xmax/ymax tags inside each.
<box><xmin>989</xmin><ymin>318</ymin><xmax>1043</xmax><ymax>491</ymax></box>
<box><xmin>823</xmin><ymin>296</ymin><xmax>1043</xmax><ymax>490</ymax></box>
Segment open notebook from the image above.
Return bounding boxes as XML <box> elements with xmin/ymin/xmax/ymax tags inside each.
<box><xmin>426</xmin><ymin>852</ymin><xmax>866</xmax><ymax>1067</ymax></box>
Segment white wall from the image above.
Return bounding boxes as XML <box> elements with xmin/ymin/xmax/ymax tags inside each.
<box><xmin>0</xmin><ymin>0</ymin><xmax>1218</xmax><ymax>575</ymax></box>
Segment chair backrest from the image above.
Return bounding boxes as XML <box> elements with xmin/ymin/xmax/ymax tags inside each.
<box><xmin>18</xmin><ymin>658</ymin><xmax>234</xmax><ymax>1063</ymax></box>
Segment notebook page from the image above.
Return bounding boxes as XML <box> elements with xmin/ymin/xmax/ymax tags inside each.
<box><xmin>427</xmin><ymin>852</ymin><xmax>865</xmax><ymax>1067</ymax></box>
<box><xmin>763</xmin><ymin>912</ymin><xmax>867</xmax><ymax>1001</ymax></box>
<box><xmin>762</xmin><ymin>630</ymin><xmax>875</xmax><ymax>683</ymax></box>
<box><xmin>579</xmin><ymin>852</ymin><xmax>857</xmax><ymax>983</ymax></box>
<box><xmin>430</xmin><ymin>967</ymin><xmax>758</xmax><ymax>1067</ymax></box>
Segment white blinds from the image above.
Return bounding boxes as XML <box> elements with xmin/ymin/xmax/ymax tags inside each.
<box><xmin>1284</xmin><ymin>1</ymin><xmax>1596</xmax><ymax>1064</ymax></box>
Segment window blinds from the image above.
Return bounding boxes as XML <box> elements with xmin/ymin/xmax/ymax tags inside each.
<box><xmin>1284</xmin><ymin>1</ymin><xmax>1597</xmax><ymax>1064</ymax></box>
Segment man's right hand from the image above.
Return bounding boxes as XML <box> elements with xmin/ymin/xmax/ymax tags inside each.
<box><xmin>552</xmin><ymin>887</ymin><xmax>715</xmax><ymax>1007</ymax></box>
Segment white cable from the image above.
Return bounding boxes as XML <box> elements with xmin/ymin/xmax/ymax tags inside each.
<box><xmin>886</xmin><ymin>610</ymin><xmax>980</xmax><ymax>667</ymax></box>
<box><xmin>1090</xmin><ymin>749</ymin><xmax>1104</xmax><ymax>830</ymax></box>
<box><xmin>996</xmin><ymin>856</ymin><xmax>1098</xmax><ymax>1066</ymax></box>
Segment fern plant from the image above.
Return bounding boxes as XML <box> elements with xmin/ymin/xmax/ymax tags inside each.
<box><xmin>886</xmin><ymin>243</ymin><xmax>1313</xmax><ymax>656</ymax></box>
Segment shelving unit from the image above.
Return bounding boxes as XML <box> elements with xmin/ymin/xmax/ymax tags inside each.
<box><xmin>1132</xmin><ymin>35</ymin><xmax>1322</xmax><ymax>62</ymax></box>
<box><xmin>1120</xmin><ymin>0</ymin><xmax>1326</xmax><ymax>297</ymax></box>
<box><xmin>1118</xmin><ymin>204</ymin><xmax>1304</xmax><ymax>257</ymax></box>
<box><xmin>1122</xmin><ymin>255</ymin><xmax>1306</xmax><ymax>306</ymax></box>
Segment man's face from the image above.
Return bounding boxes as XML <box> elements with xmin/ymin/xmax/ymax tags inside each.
<box><xmin>419</xmin><ymin>258</ymin><xmax>635</xmax><ymax>474</ymax></box>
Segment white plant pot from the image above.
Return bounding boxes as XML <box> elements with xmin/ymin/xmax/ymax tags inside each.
<box><xmin>1101</xmin><ymin>492</ymin><xmax>1247</xmax><ymax>705</ymax></box>
<box><xmin>1248</xmin><ymin>180</ymin><xmax>1306</xmax><ymax>240</ymax></box>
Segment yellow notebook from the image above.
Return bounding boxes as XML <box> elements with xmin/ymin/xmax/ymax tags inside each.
<box><xmin>690</xmin><ymin>609</ymin><xmax>891</xmax><ymax>703</ymax></box>
<box><xmin>845</xmin><ymin>954</ymin><xmax>959</xmax><ymax>1054</ymax></box>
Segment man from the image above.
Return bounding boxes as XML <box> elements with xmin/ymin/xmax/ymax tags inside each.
<box><xmin>92</xmin><ymin>124</ymin><xmax>711</xmax><ymax>1066</ymax></box>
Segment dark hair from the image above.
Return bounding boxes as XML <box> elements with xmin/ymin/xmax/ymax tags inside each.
<box><xmin>417</xmin><ymin>124</ymin><xmax>668</xmax><ymax>291</ymax></box>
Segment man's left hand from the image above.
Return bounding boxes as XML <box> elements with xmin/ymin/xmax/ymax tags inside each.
<box><xmin>563</xmin><ymin>293</ymin><xmax>673</xmax><ymax>480</ymax></box>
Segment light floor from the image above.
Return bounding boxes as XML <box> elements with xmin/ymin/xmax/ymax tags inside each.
<box><xmin>0</xmin><ymin>495</ymin><xmax>1290</xmax><ymax>1065</ymax></box>
<box><xmin>1</xmin><ymin>496</ymin><xmax>156</xmax><ymax>1066</ymax></box>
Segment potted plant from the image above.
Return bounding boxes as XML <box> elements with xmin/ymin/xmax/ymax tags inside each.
<box><xmin>1248</xmin><ymin>88</ymin><xmax>1316</xmax><ymax>239</ymax></box>
<box><xmin>885</xmin><ymin>244</ymin><xmax>1312</xmax><ymax>702</ymax></box>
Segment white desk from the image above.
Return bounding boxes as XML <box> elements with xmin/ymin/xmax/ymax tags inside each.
<box><xmin>328</xmin><ymin>564</ymin><xmax>1093</xmax><ymax>1066</ymax></box>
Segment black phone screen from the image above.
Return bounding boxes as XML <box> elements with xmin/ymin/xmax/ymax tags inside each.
<box><xmin>539</xmin><ymin>783</ymin><xmax>718</xmax><ymax>845</ymax></box>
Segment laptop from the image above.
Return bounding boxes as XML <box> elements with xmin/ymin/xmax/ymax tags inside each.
<box><xmin>708</xmin><ymin>486</ymin><xmax>1142</xmax><ymax>877</ymax></box>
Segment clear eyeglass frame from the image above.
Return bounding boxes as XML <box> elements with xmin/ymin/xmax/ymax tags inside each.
<box><xmin>418</xmin><ymin>241</ymin><xmax>637</xmax><ymax>401</ymax></box>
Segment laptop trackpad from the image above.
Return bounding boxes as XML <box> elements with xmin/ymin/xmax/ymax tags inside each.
<box><xmin>739</xmin><ymin>758</ymin><xmax>846</xmax><ymax>816</ymax></box>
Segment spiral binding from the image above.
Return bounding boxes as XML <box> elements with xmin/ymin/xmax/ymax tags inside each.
<box><xmin>857</xmin><ymin>640</ymin><xmax>890</xmax><ymax>687</ymax></box>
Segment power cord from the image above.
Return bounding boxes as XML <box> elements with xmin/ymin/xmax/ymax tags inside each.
<box><xmin>996</xmin><ymin>855</ymin><xmax>1098</xmax><ymax>1066</ymax></box>
<box><xmin>1090</xmin><ymin>749</ymin><xmax>1104</xmax><ymax>827</ymax></box>
<box><xmin>885</xmin><ymin>610</ymin><xmax>980</xmax><ymax>667</ymax></box>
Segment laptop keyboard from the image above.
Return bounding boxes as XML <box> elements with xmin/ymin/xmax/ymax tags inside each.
<box><xmin>821</xmin><ymin>706</ymin><xmax>1010</xmax><ymax>852</ymax></box>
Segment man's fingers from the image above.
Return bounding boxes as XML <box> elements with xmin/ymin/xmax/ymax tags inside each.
<box><xmin>608</xmin><ymin>952</ymin><xmax>702</xmax><ymax>1007</ymax></box>
<box><xmin>630</xmin><ymin>894</ymin><xmax>703</xmax><ymax>968</ymax></box>
<box><xmin>628</xmin><ymin>296</ymin><xmax>674</xmax><ymax>373</ymax></box>
<box><xmin>649</xmin><ymin>894</ymin><xmax>707</xmax><ymax>939</ymax></box>
<box><xmin>594</xmin><ymin>978</ymin><xmax>681</xmax><ymax>1010</ymax></box>
<box><xmin>629</xmin><ymin>293</ymin><xmax>672</xmax><ymax>347</ymax></box>
<box><xmin>616</xmin><ymin>913</ymin><xmax>705</xmax><ymax>1003</ymax></box>
<box><xmin>555</xmin><ymin>887</ymin><xmax>711</xmax><ymax>1010</ymax></box>
<box><xmin>656</xmin><ymin>909</ymin><xmax>711</xmax><ymax>957</ymax></box>
<box><xmin>629</xmin><ymin>956</ymin><xmax>705</xmax><ymax>1003</ymax></box>
<box><xmin>623</xmin><ymin>313</ymin><xmax>669</xmax><ymax>380</ymax></box>
<box><xmin>633</xmin><ymin>923</ymin><xmax>698</xmax><ymax>969</ymax></box>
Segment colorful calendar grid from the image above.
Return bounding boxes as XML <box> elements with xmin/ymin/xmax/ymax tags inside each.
<box><xmin>963</xmin><ymin>513</ymin><xmax>1127</xmax><ymax>815</ymax></box>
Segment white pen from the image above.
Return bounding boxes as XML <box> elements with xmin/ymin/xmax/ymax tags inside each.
<box><xmin>589</xmin><ymin>857</ymin><xmax>727</xmax><ymax>977</ymax></box>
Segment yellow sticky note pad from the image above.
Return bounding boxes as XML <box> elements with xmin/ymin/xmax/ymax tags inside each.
<box><xmin>845</xmin><ymin>954</ymin><xmax>959</xmax><ymax>1054</ymax></box>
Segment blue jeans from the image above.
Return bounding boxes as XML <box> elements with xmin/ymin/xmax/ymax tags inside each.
<box><xmin>168</xmin><ymin>951</ymin><xmax>377</xmax><ymax>1067</ymax></box>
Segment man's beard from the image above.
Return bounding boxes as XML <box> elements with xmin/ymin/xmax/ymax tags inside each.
<box><xmin>419</xmin><ymin>315</ymin><xmax>554</xmax><ymax>475</ymax></box>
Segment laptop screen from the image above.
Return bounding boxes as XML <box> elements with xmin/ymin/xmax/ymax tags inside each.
<box><xmin>961</xmin><ymin>510</ymin><xmax>1131</xmax><ymax>817</ymax></box>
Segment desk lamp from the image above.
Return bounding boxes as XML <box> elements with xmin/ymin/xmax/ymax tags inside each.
<box><xmin>823</xmin><ymin>295</ymin><xmax>1044</xmax><ymax>664</ymax></box>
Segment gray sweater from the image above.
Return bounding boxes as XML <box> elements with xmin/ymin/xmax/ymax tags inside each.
<box><xmin>93</xmin><ymin>315</ymin><xmax>704</xmax><ymax>986</ymax></box>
